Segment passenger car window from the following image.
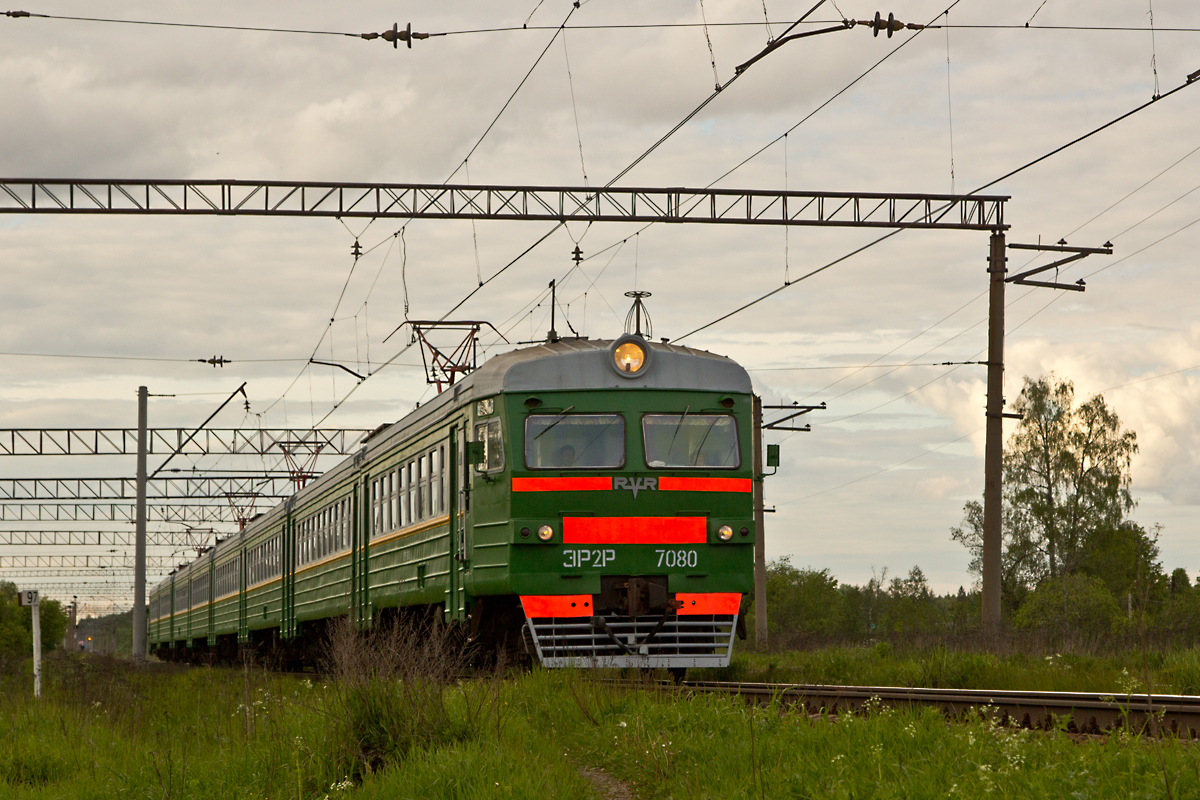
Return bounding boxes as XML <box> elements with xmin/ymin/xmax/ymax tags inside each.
<box><xmin>474</xmin><ymin>418</ymin><xmax>505</xmax><ymax>472</ymax></box>
<box><xmin>525</xmin><ymin>414</ymin><xmax>625</xmax><ymax>469</ymax></box>
<box><xmin>642</xmin><ymin>414</ymin><xmax>741</xmax><ymax>468</ymax></box>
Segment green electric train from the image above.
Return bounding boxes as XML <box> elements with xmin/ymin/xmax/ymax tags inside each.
<box><xmin>148</xmin><ymin>332</ymin><xmax>756</xmax><ymax>670</ymax></box>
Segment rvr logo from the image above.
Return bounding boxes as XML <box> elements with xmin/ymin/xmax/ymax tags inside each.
<box><xmin>614</xmin><ymin>476</ymin><xmax>657</xmax><ymax>498</ymax></box>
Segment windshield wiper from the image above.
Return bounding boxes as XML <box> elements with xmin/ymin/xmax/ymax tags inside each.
<box><xmin>666</xmin><ymin>406</ymin><xmax>689</xmax><ymax>459</ymax></box>
<box><xmin>532</xmin><ymin>405</ymin><xmax>576</xmax><ymax>440</ymax></box>
<box><xmin>690</xmin><ymin>417</ymin><xmax>721</xmax><ymax>466</ymax></box>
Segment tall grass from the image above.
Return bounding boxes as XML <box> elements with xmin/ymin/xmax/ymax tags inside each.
<box><xmin>321</xmin><ymin>615</ymin><xmax>494</xmax><ymax>778</ymax></box>
<box><xmin>703</xmin><ymin>643</ymin><xmax>1200</xmax><ymax>694</ymax></box>
<box><xmin>4</xmin><ymin>644</ymin><xmax>1200</xmax><ymax>798</ymax></box>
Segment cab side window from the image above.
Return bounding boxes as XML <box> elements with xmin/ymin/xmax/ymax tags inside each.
<box><xmin>474</xmin><ymin>419</ymin><xmax>504</xmax><ymax>472</ymax></box>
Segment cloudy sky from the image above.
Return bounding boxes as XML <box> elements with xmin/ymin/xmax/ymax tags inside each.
<box><xmin>2</xmin><ymin>0</ymin><xmax>1199</xmax><ymax>609</ymax></box>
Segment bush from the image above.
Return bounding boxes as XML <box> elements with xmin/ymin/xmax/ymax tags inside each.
<box><xmin>1013</xmin><ymin>574</ymin><xmax>1126</xmax><ymax>639</ymax></box>
<box><xmin>324</xmin><ymin>614</ymin><xmax>494</xmax><ymax>778</ymax></box>
<box><xmin>763</xmin><ymin>558</ymin><xmax>844</xmax><ymax>644</ymax></box>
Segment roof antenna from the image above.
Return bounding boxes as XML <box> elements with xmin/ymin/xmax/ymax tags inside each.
<box><xmin>624</xmin><ymin>290</ymin><xmax>653</xmax><ymax>338</ymax></box>
<box><xmin>546</xmin><ymin>279</ymin><xmax>560</xmax><ymax>344</ymax></box>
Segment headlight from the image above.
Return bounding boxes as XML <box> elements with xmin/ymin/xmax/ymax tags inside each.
<box><xmin>717</xmin><ymin>525</ymin><xmax>733</xmax><ymax>541</ymax></box>
<box><xmin>614</xmin><ymin>341</ymin><xmax>646</xmax><ymax>373</ymax></box>
<box><xmin>537</xmin><ymin>525</ymin><xmax>554</xmax><ymax>541</ymax></box>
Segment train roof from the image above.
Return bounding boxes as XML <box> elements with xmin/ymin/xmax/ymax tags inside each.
<box><xmin>468</xmin><ymin>337</ymin><xmax>752</xmax><ymax>396</ymax></box>
<box><xmin>153</xmin><ymin>338</ymin><xmax>750</xmax><ymax>586</ymax></box>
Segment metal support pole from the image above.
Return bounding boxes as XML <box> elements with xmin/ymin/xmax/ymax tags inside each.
<box><xmin>132</xmin><ymin>386</ymin><xmax>148</xmax><ymax>661</ymax></box>
<box><xmin>752</xmin><ymin>395</ymin><xmax>767</xmax><ymax>648</ymax></box>
<box><xmin>66</xmin><ymin>598</ymin><xmax>77</xmax><ymax>651</ymax></box>
<box><xmin>31</xmin><ymin>592</ymin><xmax>41</xmax><ymax>699</ymax></box>
<box><xmin>982</xmin><ymin>232</ymin><xmax>1007</xmax><ymax>638</ymax></box>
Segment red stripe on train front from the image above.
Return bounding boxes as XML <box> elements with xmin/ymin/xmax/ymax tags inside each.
<box><xmin>563</xmin><ymin>516</ymin><xmax>706</xmax><ymax>544</ymax></box>
<box><xmin>658</xmin><ymin>477</ymin><xmax>751</xmax><ymax>493</ymax></box>
<box><xmin>520</xmin><ymin>594</ymin><xmax>594</xmax><ymax>617</ymax></box>
<box><xmin>676</xmin><ymin>592</ymin><xmax>742</xmax><ymax>615</ymax></box>
<box><xmin>513</xmin><ymin>477</ymin><xmax>613</xmax><ymax>492</ymax></box>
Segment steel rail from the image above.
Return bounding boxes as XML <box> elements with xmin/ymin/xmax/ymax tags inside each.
<box><xmin>673</xmin><ymin>680</ymin><xmax>1200</xmax><ymax>737</ymax></box>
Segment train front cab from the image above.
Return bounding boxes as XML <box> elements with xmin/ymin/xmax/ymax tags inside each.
<box><xmin>473</xmin><ymin>334</ymin><xmax>754</xmax><ymax>670</ymax></box>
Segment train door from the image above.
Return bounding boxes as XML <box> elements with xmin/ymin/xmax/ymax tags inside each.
<box><xmin>447</xmin><ymin>426</ymin><xmax>469</xmax><ymax>623</ymax></box>
<box><xmin>237</xmin><ymin>549</ymin><xmax>248</xmax><ymax>645</ymax></box>
<box><xmin>282</xmin><ymin>519</ymin><xmax>297</xmax><ymax>640</ymax></box>
<box><xmin>351</xmin><ymin>475</ymin><xmax>371</xmax><ymax>629</ymax></box>
<box><xmin>208</xmin><ymin>560</ymin><xmax>216</xmax><ymax>647</ymax></box>
<box><xmin>185</xmin><ymin>577</ymin><xmax>192</xmax><ymax>646</ymax></box>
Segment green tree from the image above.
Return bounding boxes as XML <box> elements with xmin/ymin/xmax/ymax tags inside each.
<box><xmin>950</xmin><ymin>497</ymin><xmax>1042</xmax><ymax>608</ymax></box>
<box><xmin>884</xmin><ymin>566</ymin><xmax>944</xmax><ymax>634</ymax></box>
<box><xmin>1005</xmin><ymin>375</ymin><xmax>1138</xmax><ymax>578</ymax></box>
<box><xmin>952</xmin><ymin>375</ymin><xmax>1139</xmax><ymax>599</ymax></box>
<box><xmin>1078</xmin><ymin>521</ymin><xmax>1162</xmax><ymax>602</ymax></box>
<box><xmin>1013</xmin><ymin>573</ymin><xmax>1125</xmax><ymax>638</ymax></box>
<box><xmin>1170</xmin><ymin>568</ymin><xmax>1192</xmax><ymax>596</ymax></box>
<box><xmin>0</xmin><ymin>581</ymin><xmax>66</xmax><ymax>663</ymax></box>
<box><xmin>763</xmin><ymin>557</ymin><xmax>845</xmax><ymax>643</ymax></box>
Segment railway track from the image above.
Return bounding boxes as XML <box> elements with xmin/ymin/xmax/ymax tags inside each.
<box><xmin>668</xmin><ymin>680</ymin><xmax>1200</xmax><ymax>737</ymax></box>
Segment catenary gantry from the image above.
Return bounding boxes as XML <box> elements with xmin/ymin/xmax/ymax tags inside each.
<box><xmin>0</xmin><ymin>180</ymin><xmax>1007</xmax><ymax>230</ymax></box>
<box><xmin>0</xmin><ymin>428</ymin><xmax>370</xmax><ymax>456</ymax></box>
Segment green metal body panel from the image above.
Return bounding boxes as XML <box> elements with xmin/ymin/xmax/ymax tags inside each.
<box><xmin>467</xmin><ymin>388</ymin><xmax>755</xmax><ymax>598</ymax></box>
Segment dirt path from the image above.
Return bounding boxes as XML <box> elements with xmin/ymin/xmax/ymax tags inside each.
<box><xmin>577</xmin><ymin>764</ymin><xmax>637</xmax><ymax>800</ymax></box>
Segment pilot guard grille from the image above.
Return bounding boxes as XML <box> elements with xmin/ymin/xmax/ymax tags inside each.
<box><xmin>524</xmin><ymin>612</ymin><xmax>737</xmax><ymax>669</ymax></box>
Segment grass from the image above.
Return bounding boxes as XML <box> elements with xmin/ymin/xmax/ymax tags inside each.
<box><xmin>698</xmin><ymin>643</ymin><xmax>1200</xmax><ymax>695</ymax></box>
<box><xmin>3</xmin><ymin>641</ymin><xmax>1200</xmax><ymax>798</ymax></box>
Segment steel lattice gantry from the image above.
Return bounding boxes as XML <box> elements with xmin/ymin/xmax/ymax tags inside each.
<box><xmin>0</xmin><ymin>503</ymin><xmax>236</xmax><ymax>523</ymax></box>
<box><xmin>0</xmin><ymin>428</ymin><xmax>369</xmax><ymax>456</ymax></box>
<box><xmin>0</xmin><ymin>555</ymin><xmax>180</xmax><ymax>569</ymax></box>
<box><xmin>0</xmin><ymin>570</ymin><xmax>173</xmax><ymax>579</ymax></box>
<box><xmin>0</xmin><ymin>180</ymin><xmax>1008</xmax><ymax>230</ymax></box>
<box><xmin>0</xmin><ymin>531</ymin><xmax>221</xmax><ymax>546</ymax></box>
<box><xmin>0</xmin><ymin>476</ymin><xmax>293</xmax><ymax>500</ymax></box>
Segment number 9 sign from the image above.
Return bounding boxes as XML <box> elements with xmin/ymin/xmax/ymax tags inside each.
<box><xmin>17</xmin><ymin>589</ymin><xmax>38</xmax><ymax>607</ymax></box>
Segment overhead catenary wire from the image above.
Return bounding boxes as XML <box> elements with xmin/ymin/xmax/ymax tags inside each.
<box><xmin>468</xmin><ymin>0</ymin><xmax>955</xmax><ymax>355</ymax></box>
<box><xmin>945</xmin><ymin>13</ymin><xmax>957</xmax><ymax>194</ymax></box>
<box><xmin>349</xmin><ymin>0</ymin><xmax>943</xmax><ymax>369</ymax></box>
<box><xmin>770</xmin><ymin>283</ymin><xmax>1082</xmax><ymax>499</ymax></box>
<box><xmin>607</xmin><ymin>0</ymin><xmax>837</xmax><ymax>187</ymax></box>
<box><xmin>676</xmin><ymin>70</ymin><xmax>1200</xmax><ymax>343</ymax></box>
<box><xmin>261</xmin><ymin>5</ymin><xmax>581</xmax><ymax>418</ymax></box>
<box><xmin>781</xmin><ymin>427</ymin><xmax>983</xmax><ymax>503</ymax></box>
<box><xmin>545</xmin><ymin>1</ymin><xmax>964</xmax><ymax>347</ymax></box>
<box><xmin>251</xmin><ymin>6</ymin><xmax>1199</xmax><ymax>438</ymax></box>
<box><xmin>749</xmin><ymin>361</ymin><xmax>985</xmax><ymax>371</ymax></box>
<box><xmin>7</xmin><ymin>11</ymin><xmax>1199</xmax><ymax>37</ymax></box>
<box><xmin>765</xmin><ymin>198</ymin><xmax>1191</xmax><ymax>442</ymax></box>
<box><xmin>0</xmin><ymin>350</ymin><xmax>390</xmax><ymax>365</ymax></box>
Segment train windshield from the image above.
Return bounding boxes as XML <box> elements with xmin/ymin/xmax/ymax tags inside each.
<box><xmin>643</xmin><ymin>414</ymin><xmax>740</xmax><ymax>469</ymax></box>
<box><xmin>525</xmin><ymin>414</ymin><xmax>625</xmax><ymax>469</ymax></box>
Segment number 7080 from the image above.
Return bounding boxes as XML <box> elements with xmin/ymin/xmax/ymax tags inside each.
<box><xmin>656</xmin><ymin>549</ymin><xmax>698</xmax><ymax>568</ymax></box>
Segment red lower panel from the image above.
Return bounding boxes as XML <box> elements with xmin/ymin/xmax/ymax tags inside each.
<box><xmin>658</xmin><ymin>477</ymin><xmax>751</xmax><ymax>493</ymax></box>
<box><xmin>513</xmin><ymin>477</ymin><xmax>612</xmax><ymax>492</ymax></box>
<box><xmin>520</xmin><ymin>594</ymin><xmax>594</xmax><ymax>618</ymax></box>
<box><xmin>563</xmin><ymin>516</ymin><xmax>706</xmax><ymax>544</ymax></box>
<box><xmin>676</xmin><ymin>592</ymin><xmax>742</xmax><ymax>615</ymax></box>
